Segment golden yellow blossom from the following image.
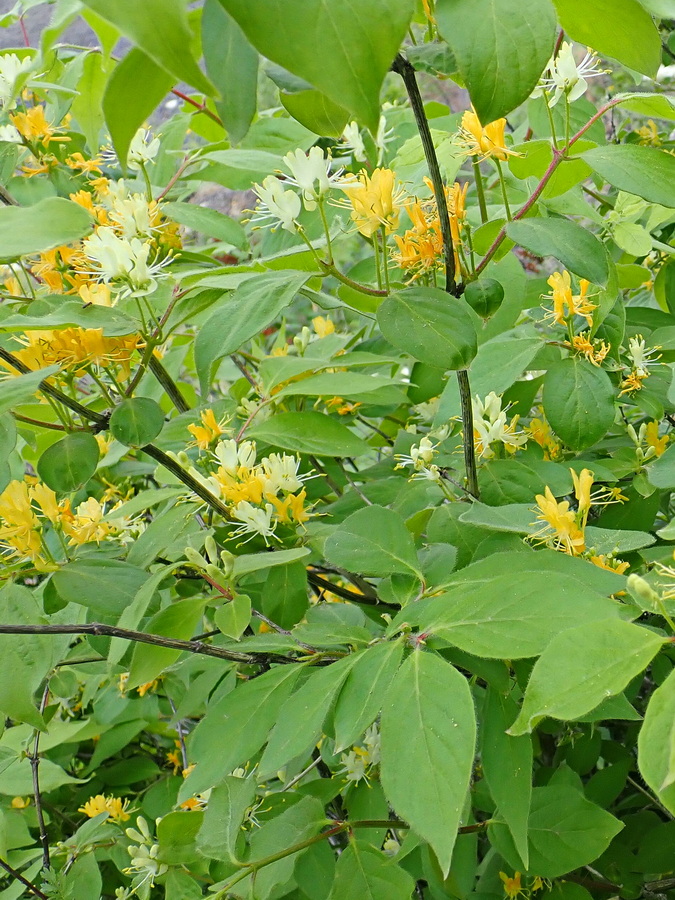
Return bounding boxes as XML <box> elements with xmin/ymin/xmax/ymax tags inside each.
<box><xmin>69</xmin><ymin>189</ymin><xmax>108</xmax><ymax>224</ymax></box>
<box><xmin>571</xmin><ymin>467</ymin><xmax>594</xmax><ymax>524</ymax></box>
<box><xmin>525</xmin><ymin>416</ymin><xmax>561</xmax><ymax>460</ymax></box>
<box><xmin>65</xmin><ymin>152</ymin><xmax>102</xmax><ymax>174</ymax></box>
<box><xmin>619</xmin><ymin>370</ymin><xmax>648</xmax><ymax>396</ymax></box>
<box><xmin>325</xmin><ymin>396</ymin><xmax>362</xmax><ymax>415</ymax></box>
<box><xmin>499</xmin><ymin>872</ymin><xmax>523</xmax><ymax>900</ymax></box>
<box><xmin>543</xmin><ymin>270</ymin><xmax>596</xmax><ymax>328</ymax></box>
<box><xmin>571</xmin><ymin>332</ymin><xmax>610</xmax><ymax>367</ymax></box>
<box><xmin>312</xmin><ymin>316</ymin><xmax>335</xmax><ymax>338</ymax></box>
<box><xmin>188</xmin><ymin>408</ymin><xmax>228</xmax><ymax>450</ymax></box>
<box><xmin>0</xmin><ymin>479</ymin><xmax>43</xmax><ymax>564</ymax></box>
<box><xmin>62</xmin><ymin>497</ymin><xmax>114</xmax><ymax>546</ymax></box>
<box><xmin>180</xmin><ymin>795</ymin><xmax>208</xmax><ymax>811</ymax></box>
<box><xmin>340</xmin><ymin>167</ymin><xmax>405</xmax><ymax>237</ymax></box>
<box><xmin>8</xmin><ymin>328</ymin><xmax>140</xmax><ymax>379</ymax></box>
<box><xmin>637</xmin><ymin>120</ymin><xmax>660</xmax><ymax>146</ymax></box>
<box><xmin>533</xmin><ymin>486</ymin><xmax>586</xmax><ymax>555</ymax></box>
<box><xmin>79</xmin><ymin>794</ymin><xmax>130</xmax><ymax>823</ymax></box>
<box><xmin>10</xmin><ymin>797</ymin><xmax>30</xmax><ymax>809</ymax></box>
<box><xmin>458</xmin><ymin>109</ymin><xmax>519</xmax><ymax>162</ymax></box>
<box><xmin>11</xmin><ymin>106</ymin><xmax>70</xmax><ymax>147</ymax></box>
<box><xmin>590</xmin><ymin>554</ymin><xmax>630</xmax><ymax>574</ymax></box>
<box><xmin>269</xmin><ymin>488</ymin><xmax>310</xmax><ymax>525</ymax></box>
<box><xmin>645</xmin><ymin>421</ymin><xmax>669</xmax><ymax>457</ymax></box>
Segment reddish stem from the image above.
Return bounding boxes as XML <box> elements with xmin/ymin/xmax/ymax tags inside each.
<box><xmin>19</xmin><ymin>15</ymin><xmax>30</xmax><ymax>47</ymax></box>
<box><xmin>171</xmin><ymin>89</ymin><xmax>222</xmax><ymax>126</ymax></box>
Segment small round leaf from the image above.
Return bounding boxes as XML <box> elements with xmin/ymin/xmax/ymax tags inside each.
<box><xmin>37</xmin><ymin>432</ymin><xmax>99</xmax><ymax>492</ymax></box>
<box><xmin>109</xmin><ymin>398</ymin><xmax>165</xmax><ymax>447</ymax></box>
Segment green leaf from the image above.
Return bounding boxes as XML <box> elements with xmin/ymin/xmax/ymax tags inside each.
<box><xmin>325</xmin><ymin>505</ymin><xmax>422</xmax><ymax>579</ymax></box>
<box><xmin>214</xmin><ymin>594</ymin><xmax>251</xmax><ymax>641</ymax></box>
<box><xmin>0</xmin><ymin>414</ymin><xmax>16</xmax><ymax>493</ymax></box>
<box><xmin>195</xmin><ymin>271</ymin><xmax>309</xmax><ymax>392</ymax></box>
<box><xmin>232</xmin><ymin>547</ymin><xmax>311</xmax><ymax>579</ymax></box>
<box><xmin>646</xmin><ymin>442</ymin><xmax>675</xmax><ymax>488</ymax></box>
<box><xmin>509</xmin><ymin>619</ymin><xmax>665</xmax><ymax>734</ymax></box>
<box><xmin>128</xmin><ymin>598</ymin><xmax>207</xmax><ymax>689</ymax></box>
<box><xmin>219</xmin><ymin>0</ymin><xmax>416</xmax><ymax>132</ymax></box>
<box><xmin>157</xmin><ymin>811</ymin><xmax>204</xmax><ymax>866</ymax></box>
<box><xmin>71</xmin><ymin>50</ymin><xmax>108</xmax><ymax>153</ymax></box>
<box><xmin>377</xmin><ymin>286</ymin><xmax>477</xmax><ymax>371</ymax></box>
<box><xmin>583</xmin><ymin>145</ymin><xmax>675</xmax><ymax>208</ymax></box>
<box><xmin>162</xmin><ymin>200</ymin><xmax>247</xmax><ymax>248</ymax></box>
<box><xmin>333</xmin><ymin>640</ymin><xmax>404</xmax><ymax>751</ymax></box>
<box><xmin>0</xmin><ymin>365</ymin><xmax>59</xmax><ymax>417</ymax></box>
<box><xmin>552</xmin><ymin>0</ymin><xmax>660</xmax><ymax>78</ymax></box>
<box><xmin>258</xmin><ymin>653</ymin><xmax>361</xmax><ymax>778</ymax></box>
<box><xmin>81</xmin><ymin>0</ymin><xmax>214</xmax><ymax>96</ymax></box>
<box><xmin>203</xmin><ymin>0</ymin><xmax>257</xmax><ymax>144</ymax></box>
<box><xmin>196</xmin><ymin>775</ymin><xmax>256</xmax><ymax>862</ymax></box>
<box><xmin>409</xmin><ymin>572</ymin><xmax>621</xmax><ymax>658</ymax></box>
<box><xmin>543</xmin><ymin>357</ymin><xmax>615</xmax><ymax>450</ymax></box>
<box><xmin>37</xmin><ymin>432</ymin><xmax>100</xmax><ymax>492</ymax></box>
<box><xmin>0</xmin><ymin>299</ymin><xmax>139</xmax><ymax>336</ymax></box>
<box><xmin>0</xmin><ymin>198</ymin><xmax>92</xmax><ymax>261</ymax></box>
<box><xmin>482</xmin><ymin>688</ymin><xmax>532</xmax><ymax>867</ymax></box>
<box><xmin>639</xmin><ymin>667</ymin><xmax>675</xmax><ymax>812</ymax></box>
<box><xmin>380</xmin><ymin>651</ymin><xmax>476</xmax><ymax>877</ymax></box>
<box><xmin>328</xmin><ymin>841</ymin><xmax>415</xmax><ymax>900</ymax></box>
<box><xmin>248</xmin><ymin>411</ymin><xmax>369</xmax><ymax>457</ymax></box>
<box><xmin>280</xmin><ymin>88</ymin><xmax>350</xmax><ymax>138</ymax></box>
<box><xmin>182</xmin><ymin>665</ymin><xmax>301</xmax><ymax>798</ymax></box>
<box><xmin>53</xmin><ymin>559</ymin><xmax>149</xmax><ymax>616</ymax></box>
<box><xmin>436</xmin><ymin>0</ymin><xmax>556</xmax><ymax>122</ymax></box>
<box><xmin>103</xmin><ymin>47</ymin><xmax>175</xmax><ymax>169</ymax></box>
<box><xmin>616</xmin><ymin>91</ymin><xmax>675</xmax><ymax>121</ymax></box>
<box><xmin>488</xmin><ymin>785</ymin><xmax>623</xmax><ymax>876</ymax></box>
<box><xmin>505</xmin><ymin>219</ymin><xmax>610</xmax><ymax>285</ymax></box>
<box><xmin>109</xmin><ymin>398</ymin><xmax>165</xmax><ymax>447</ymax></box>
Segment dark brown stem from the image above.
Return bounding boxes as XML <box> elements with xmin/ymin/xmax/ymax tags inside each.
<box><xmin>30</xmin><ymin>686</ymin><xmax>51</xmax><ymax>869</ymax></box>
<box><xmin>0</xmin><ymin>183</ymin><xmax>19</xmax><ymax>206</ymax></box>
<box><xmin>139</xmin><ymin>444</ymin><xmax>231</xmax><ymax>518</ymax></box>
<box><xmin>230</xmin><ymin>354</ymin><xmax>258</xmax><ymax>389</ymax></box>
<box><xmin>0</xmin><ymin>623</ymin><xmax>293</xmax><ymax>664</ymax></box>
<box><xmin>0</xmin><ymin>857</ymin><xmax>48</xmax><ymax>899</ymax></box>
<box><xmin>148</xmin><ymin>355</ymin><xmax>191</xmax><ymax>412</ymax></box>
<box><xmin>307</xmin><ymin>571</ymin><xmax>398</xmax><ymax>611</ymax></box>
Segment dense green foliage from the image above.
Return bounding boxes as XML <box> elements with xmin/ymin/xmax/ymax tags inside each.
<box><xmin>0</xmin><ymin>0</ymin><xmax>674</xmax><ymax>898</ymax></box>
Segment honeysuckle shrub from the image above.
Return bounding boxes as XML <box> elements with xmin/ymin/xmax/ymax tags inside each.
<box><xmin>1</xmin><ymin>1</ymin><xmax>675</xmax><ymax>898</ymax></box>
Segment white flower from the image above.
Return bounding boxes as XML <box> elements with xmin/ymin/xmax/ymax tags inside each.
<box><xmin>395</xmin><ymin>435</ymin><xmax>437</xmax><ymax>472</ymax></box>
<box><xmin>340</xmin><ymin>121</ymin><xmax>367</xmax><ymax>162</ymax></box>
<box><xmin>231</xmin><ymin>501</ymin><xmax>278</xmax><ymax>544</ymax></box>
<box><xmin>108</xmin><ymin>190</ymin><xmax>157</xmax><ymax>239</ymax></box>
<box><xmin>82</xmin><ymin>227</ymin><xmax>170</xmax><ymax>298</ymax></box>
<box><xmin>251</xmin><ymin>175</ymin><xmax>301</xmax><ymax>232</ymax></box>
<box><xmin>260</xmin><ymin>453</ymin><xmax>305</xmax><ymax>495</ymax></box>
<box><xmin>534</xmin><ymin>42</ymin><xmax>605</xmax><ymax>107</ymax></box>
<box><xmin>215</xmin><ymin>439</ymin><xmax>257</xmax><ymax>476</ymax></box>
<box><xmin>0</xmin><ymin>53</ymin><xmax>33</xmax><ymax>110</ymax></box>
<box><xmin>0</xmin><ymin>124</ymin><xmax>20</xmax><ymax>143</ymax></box>
<box><xmin>339</xmin><ymin>750</ymin><xmax>368</xmax><ymax>783</ymax></box>
<box><xmin>282</xmin><ymin>147</ymin><xmax>347</xmax><ymax>210</ymax></box>
<box><xmin>627</xmin><ymin>335</ymin><xmax>661</xmax><ymax>377</ymax></box>
<box><xmin>127</xmin><ymin>128</ymin><xmax>160</xmax><ymax>170</ymax></box>
<box><xmin>363</xmin><ymin>724</ymin><xmax>380</xmax><ymax>766</ymax></box>
<box><xmin>472</xmin><ymin>392</ymin><xmax>527</xmax><ymax>460</ymax></box>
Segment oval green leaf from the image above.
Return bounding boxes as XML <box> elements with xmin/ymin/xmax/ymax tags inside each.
<box><xmin>506</xmin><ymin>218</ymin><xmax>610</xmax><ymax>285</ymax></box>
<box><xmin>377</xmin><ymin>286</ymin><xmax>477</xmax><ymax>371</ymax></box>
<box><xmin>248</xmin><ymin>411</ymin><xmax>368</xmax><ymax>457</ymax></box>
<box><xmin>109</xmin><ymin>397</ymin><xmax>165</xmax><ymax>447</ymax></box>
<box><xmin>583</xmin><ymin>144</ymin><xmax>675</xmax><ymax>208</ymax></box>
<box><xmin>543</xmin><ymin>357</ymin><xmax>615</xmax><ymax>450</ymax></box>
<box><xmin>0</xmin><ymin>198</ymin><xmax>93</xmax><ymax>262</ymax></box>
<box><xmin>325</xmin><ymin>505</ymin><xmax>422</xmax><ymax>579</ymax></box>
<box><xmin>37</xmin><ymin>432</ymin><xmax>100</xmax><ymax>493</ymax></box>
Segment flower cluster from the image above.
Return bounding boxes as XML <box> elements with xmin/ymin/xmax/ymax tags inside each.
<box><xmin>533</xmin><ymin>42</ymin><xmax>606</xmax><ymax>107</ymax></box>
<box><xmin>339</xmin><ymin>724</ymin><xmax>381</xmax><ymax>783</ymax></box>
<box><xmin>79</xmin><ymin>793</ymin><xmax>131</xmax><ymax>824</ymax></box>
<box><xmin>530</xmin><ymin>468</ymin><xmax>628</xmax><ymax>572</ymax></box>
<box><xmin>620</xmin><ymin>335</ymin><xmax>662</xmax><ymax>396</ymax></box>
<box><xmin>542</xmin><ymin>270</ymin><xmax>596</xmax><ymax>329</ymax></box>
<box><xmin>3</xmin><ymin>328</ymin><xmax>142</xmax><ymax>380</ymax></box>
<box><xmin>456</xmin><ymin>108</ymin><xmax>519</xmax><ymax>162</ymax></box>
<box><xmin>472</xmin><ymin>392</ymin><xmax>527</xmax><ymax>460</ymax></box>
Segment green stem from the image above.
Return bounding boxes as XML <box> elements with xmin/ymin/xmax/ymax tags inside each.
<box><xmin>318</xmin><ymin>199</ymin><xmax>333</xmax><ymax>265</ymax></box>
<box><xmin>564</xmin><ymin>97</ymin><xmax>571</xmax><ymax>155</ymax></box>
<box><xmin>372</xmin><ymin>232</ymin><xmax>383</xmax><ymax>289</ymax></box>
<box><xmin>494</xmin><ymin>159</ymin><xmax>512</xmax><ymax>221</ymax></box>
<box><xmin>457</xmin><ymin>369</ymin><xmax>479</xmax><ymax>498</ymax></box>
<box><xmin>472</xmin><ymin>158</ymin><xmax>488</xmax><ymax>224</ymax></box>
<box><xmin>319</xmin><ymin>260</ymin><xmax>387</xmax><ymax>297</ymax></box>
<box><xmin>380</xmin><ymin>226</ymin><xmax>391</xmax><ymax>292</ymax></box>
<box><xmin>149</xmin><ymin>354</ymin><xmax>191</xmax><ymax>413</ymax></box>
<box><xmin>544</xmin><ymin>92</ymin><xmax>559</xmax><ymax>150</ymax></box>
<box><xmin>139</xmin><ymin>160</ymin><xmax>153</xmax><ymax>203</ymax></box>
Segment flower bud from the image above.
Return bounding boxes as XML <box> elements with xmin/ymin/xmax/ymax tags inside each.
<box><xmin>220</xmin><ymin>549</ymin><xmax>235</xmax><ymax>578</ymax></box>
<box><xmin>184</xmin><ymin>547</ymin><xmax>207</xmax><ymax>568</ymax></box>
<box><xmin>204</xmin><ymin>536</ymin><xmax>218</xmax><ymax>564</ymax></box>
<box><xmin>627</xmin><ymin>573</ymin><xmax>661</xmax><ymax>609</ymax></box>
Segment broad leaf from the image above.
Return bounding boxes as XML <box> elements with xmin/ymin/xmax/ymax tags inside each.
<box><xmin>0</xmin><ymin>198</ymin><xmax>92</xmax><ymax>261</ymax></box>
<box><xmin>583</xmin><ymin>144</ymin><xmax>675</xmax><ymax>209</ymax></box>
<box><xmin>437</xmin><ymin>0</ymin><xmax>556</xmax><ymax>122</ymax></box>
<box><xmin>638</xmin><ymin>667</ymin><xmax>675</xmax><ymax>814</ymax></box>
<box><xmin>37</xmin><ymin>433</ymin><xmax>100</xmax><ymax>493</ymax></box>
<box><xmin>248</xmin><ymin>411</ymin><xmax>369</xmax><ymax>457</ymax></box>
<box><xmin>380</xmin><ymin>651</ymin><xmax>476</xmax><ymax>877</ymax></box>
<box><xmin>52</xmin><ymin>559</ymin><xmax>149</xmax><ymax>616</ymax></box>
<box><xmin>543</xmin><ymin>357</ymin><xmax>615</xmax><ymax>449</ymax></box>
<box><xmin>506</xmin><ymin>219</ymin><xmax>610</xmax><ymax>286</ymax></box>
<box><xmin>0</xmin><ymin>365</ymin><xmax>59</xmax><ymax>417</ymax></box>
<box><xmin>509</xmin><ymin>619</ymin><xmax>665</xmax><ymax>734</ymax></box>
<box><xmin>109</xmin><ymin>398</ymin><xmax>165</xmax><ymax>447</ymax></box>
<box><xmin>378</xmin><ymin>286</ymin><xmax>477</xmax><ymax>371</ymax></box>
<box><xmin>219</xmin><ymin>0</ymin><xmax>416</xmax><ymax>131</ymax></box>
<box><xmin>325</xmin><ymin>505</ymin><xmax>422</xmax><ymax>578</ymax></box>
<box><xmin>196</xmin><ymin>775</ymin><xmax>256</xmax><ymax>862</ymax></box>
<box><xmin>328</xmin><ymin>841</ymin><xmax>415</xmax><ymax>900</ymax></box>
<box><xmin>162</xmin><ymin>200</ymin><xmax>247</xmax><ymax>248</ymax></box>
<box><xmin>128</xmin><ymin>598</ymin><xmax>207</xmax><ymax>689</ymax></box>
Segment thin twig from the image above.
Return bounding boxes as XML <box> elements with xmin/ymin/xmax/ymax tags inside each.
<box><xmin>230</xmin><ymin>354</ymin><xmax>258</xmax><ymax>389</ymax></box>
<box><xmin>12</xmin><ymin>413</ymin><xmax>67</xmax><ymax>431</ymax></box>
<box><xmin>148</xmin><ymin>355</ymin><xmax>191</xmax><ymax>412</ymax></box>
<box><xmin>0</xmin><ymin>623</ymin><xmax>294</xmax><ymax>665</ymax></box>
<box><xmin>171</xmin><ymin>88</ymin><xmax>223</xmax><ymax>125</ymax></box>
<box><xmin>30</xmin><ymin>686</ymin><xmax>51</xmax><ymax>869</ymax></box>
<box><xmin>307</xmin><ymin>571</ymin><xmax>397</xmax><ymax>611</ymax></box>
<box><xmin>0</xmin><ymin>857</ymin><xmax>48</xmax><ymax>899</ymax></box>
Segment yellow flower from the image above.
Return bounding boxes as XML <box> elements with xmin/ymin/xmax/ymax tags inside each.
<box><xmin>188</xmin><ymin>408</ymin><xmax>227</xmax><ymax>450</ymax></box>
<box><xmin>79</xmin><ymin>283</ymin><xmax>113</xmax><ymax>308</ymax></box>
<box><xmin>637</xmin><ymin>120</ymin><xmax>660</xmax><ymax>146</ymax></box>
<box><xmin>270</xmin><ymin>488</ymin><xmax>310</xmax><ymax>525</ymax></box>
<box><xmin>570</xmin><ymin>332</ymin><xmax>610</xmax><ymax>367</ymax></box>
<box><xmin>312</xmin><ymin>316</ymin><xmax>335</xmax><ymax>338</ymax></box>
<box><xmin>0</xmin><ymin>480</ymin><xmax>43</xmax><ymax>563</ymax></box>
<box><xmin>543</xmin><ymin>270</ymin><xmax>596</xmax><ymax>328</ymax></box>
<box><xmin>10</xmin><ymin>797</ymin><xmax>30</xmax><ymax>809</ymax></box>
<box><xmin>571</xmin><ymin>467</ymin><xmax>594</xmax><ymax>524</ymax></box>
<box><xmin>30</xmin><ymin>482</ymin><xmax>61</xmax><ymax>524</ymax></box>
<box><xmin>10</xmin><ymin>106</ymin><xmax>70</xmax><ymax>147</ymax></box>
<box><xmin>619</xmin><ymin>370</ymin><xmax>648</xmax><ymax>396</ymax></box>
<box><xmin>645</xmin><ymin>421</ymin><xmax>669</xmax><ymax>457</ymax></box>
<box><xmin>499</xmin><ymin>872</ymin><xmax>523</xmax><ymax>900</ymax></box>
<box><xmin>79</xmin><ymin>794</ymin><xmax>130</xmax><ymax>823</ymax></box>
<box><xmin>533</xmin><ymin>486</ymin><xmax>585</xmax><ymax>555</ymax></box>
<box><xmin>325</xmin><ymin>396</ymin><xmax>362</xmax><ymax>415</ymax></box>
<box><xmin>525</xmin><ymin>416</ymin><xmax>561</xmax><ymax>460</ymax></box>
<box><xmin>458</xmin><ymin>109</ymin><xmax>519</xmax><ymax>162</ymax></box>
<box><xmin>65</xmin><ymin>152</ymin><xmax>102</xmax><ymax>175</ymax></box>
<box><xmin>340</xmin><ymin>167</ymin><xmax>405</xmax><ymax>237</ymax></box>
<box><xmin>62</xmin><ymin>497</ymin><xmax>114</xmax><ymax>546</ymax></box>
<box><xmin>590</xmin><ymin>554</ymin><xmax>629</xmax><ymax>574</ymax></box>
<box><xmin>180</xmin><ymin>795</ymin><xmax>207</xmax><ymax>811</ymax></box>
